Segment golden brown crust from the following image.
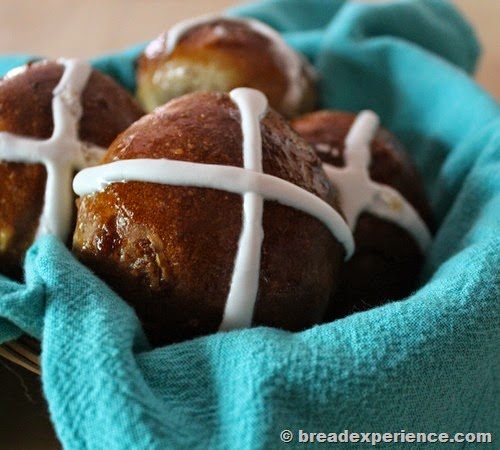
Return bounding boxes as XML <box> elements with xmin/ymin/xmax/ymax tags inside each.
<box><xmin>0</xmin><ymin>60</ymin><xmax>144</xmax><ymax>278</ymax></box>
<box><xmin>136</xmin><ymin>18</ymin><xmax>317</xmax><ymax>118</ymax></box>
<box><xmin>73</xmin><ymin>91</ymin><xmax>343</xmax><ymax>345</ymax></box>
<box><xmin>0</xmin><ymin>163</ymin><xmax>46</xmax><ymax>276</ymax></box>
<box><xmin>291</xmin><ymin>110</ymin><xmax>434</xmax><ymax>318</ymax></box>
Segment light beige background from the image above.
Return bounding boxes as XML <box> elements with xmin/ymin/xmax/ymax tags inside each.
<box><xmin>0</xmin><ymin>1</ymin><xmax>498</xmax><ymax>449</ymax></box>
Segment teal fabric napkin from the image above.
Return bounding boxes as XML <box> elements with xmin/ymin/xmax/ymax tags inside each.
<box><xmin>1</xmin><ymin>0</ymin><xmax>499</xmax><ymax>448</ymax></box>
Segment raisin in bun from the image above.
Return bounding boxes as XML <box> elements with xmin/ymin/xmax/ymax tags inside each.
<box><xmin>0</xmin><ymin>59</ymin><xmax>144</xmax><ymax>279</ymax></box>
<box><xmin>136</xmin><ymin>16</ymin><xmax>317</xmax><ymax>118</ymax></box>
<box><xmin>291</xmin><ymin>110</ymin><xmax>433</xmax><ymax>319</ymax></box>
<box><xmin>73</xmin><ymin>88</ymin><xmax>353</xmax><ymax>346</ymax></box>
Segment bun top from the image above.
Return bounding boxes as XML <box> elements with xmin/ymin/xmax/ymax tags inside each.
<box><xmin>137</xmin><ymin>16</ymin><xmax>317</xmax><ymax>117</ymax></box>
<box><xmin>74</xmin><ymin>88</ymin><xmax>354</xmax><ymax>260</ymax></box>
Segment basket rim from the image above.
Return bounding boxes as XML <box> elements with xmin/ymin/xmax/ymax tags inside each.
<box><xmin>0</xmin><ymin>336</ymin><xmax>41</xmax><ymax>375</ymax></box>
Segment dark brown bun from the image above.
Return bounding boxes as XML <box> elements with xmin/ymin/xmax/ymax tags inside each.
<box><xmin>0</xmin><ymin>60</ymin><xmax>144</xmax><ymax>278</ymax></box>
<box><xmin>136</xmin><ymin>17</ymin><xmax>317</xmax><ymax>118</ymax></box>
<box><xmin>73</xmin><ymin>91</ymin><xmax>345</xmax><ymax>346</ymax></box>
<box><xmin>291</xmin><ymin>110</ymin><xmax>434</xmax><ymax>318</ymax></box>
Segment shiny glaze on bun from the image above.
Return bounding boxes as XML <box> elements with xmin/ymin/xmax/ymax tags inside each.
<box><xmin>73</xmin><ymin>90</ymin><xmax>345</xmax><ymax>345</ymax></box>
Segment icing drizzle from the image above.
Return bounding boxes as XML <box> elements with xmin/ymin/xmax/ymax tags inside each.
<box><xmin>0</xmin><ymin>59</ymin><xmax>105</xmax><ymax>241</ymax></box>
<box><xmin>146</xmin><ymin>15</ymin><xmax>310</xmax><ymax>116</ymax></box>
<box><xmin>219</xmin><ymin>89</ymin><xmax>267</xmax><ymax>329</ymax></box>
<box><xmin>322</xmin><ymin>110</ymin><xmax>432</xmax><ymax>252</ymax></box>
<box><xmin>72</xmin><ymin>87</ymin><xmax>354</xmax><ymax>330</ymax></box>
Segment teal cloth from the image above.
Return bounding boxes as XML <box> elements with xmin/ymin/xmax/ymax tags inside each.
<box><xmin>1</xmin><ymin>0</ymin><xmax>499</xmax><ymax>448</ymax></box>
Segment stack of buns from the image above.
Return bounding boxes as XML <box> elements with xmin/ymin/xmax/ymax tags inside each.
<box><xmin>0</xmin><ymin>16</ymin><xmax>432</xmax><ymax>346</ymax></box>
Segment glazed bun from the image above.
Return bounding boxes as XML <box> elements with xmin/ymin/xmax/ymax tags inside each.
<box><xmin>73</xmin><ymin>88</ymin><xmax>353</xmax><ymax>346</ymax></box>
<box><xmin>0</xmin><ymin>59</ymin><xmax>144</xmax><ymax>278</ymax></box>
<box><xmin>291</xmin><ymin>110</ymin><xmax>433</xmax><ymax>318</ymax></box>
<box><xmin>136</xmin><ymin>16</ymin><xmax>317</xmax><ymax>118</ymax></box>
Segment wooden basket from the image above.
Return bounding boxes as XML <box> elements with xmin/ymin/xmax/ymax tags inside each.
<box><xmin>0</xmin><ymin>336</ymin><xmax>41</xmax><ymax>374</ymax></box>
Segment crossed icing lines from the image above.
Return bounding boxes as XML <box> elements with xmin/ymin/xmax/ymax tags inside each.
<box><xmin>0</xmin><ymin>66</ymin><xmax>430</xmax><ymax>331</ymax></box>
<box><xmin>322</xmin><ymin>111</ymin><xmax>431</xmax><ymax>253</ymax></box>
<box><xmin>73</xmin><ymin>88</ymin><xmax>354</xmax><ymax>330</ymax></box>
<box><xmin>0</xmin><ymin>59</ymin><xmax>104</xmax><ymax>240</ymax></box>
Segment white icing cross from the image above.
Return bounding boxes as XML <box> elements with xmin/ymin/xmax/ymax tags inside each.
<box><xmin>322</xmin><ymin>110</ymin><xmax>432</xmax><ymax>252</ymax></box>
<box><xmin>219</xmin><ymin>88</ymin><xmax>267</xmax><ymax>330</ymax></box>
<box><xmin>0</xmin><ymin>59</ymin><xmax>105</xmax><ymax>240</ymax></box>
<box><xmin>146</xmin><ymin>15</ymin><xmax>309</xmax><ymax>116</ymax></box>
<box><xmin>72</xmin><ymin>87</ymin><xmax>354</xmax><ymax>331</ymax></box>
